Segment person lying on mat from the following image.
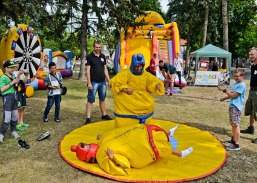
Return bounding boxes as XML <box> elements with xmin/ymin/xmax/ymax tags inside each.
<box><xmin>70</xmin><ymin>124</ymin><xmax>193</xmax><ymax>176</ymax></box>
<box><xmin>110</xmin><ymin>53</ymin><xmax>165</xmax><ymax>128</ymax></box>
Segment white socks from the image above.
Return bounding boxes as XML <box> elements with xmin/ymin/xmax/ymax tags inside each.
<box><xmin>169</xmin><ymin>125</ymin><xmax>193</xmax><ymax>158</ymax></box>
<box><xmin>181</xmin><ymin>147</ymin><xmax>193</xmax><ymax>158</ymax></box>
<box><xmin>169</xmin><ymin>124</ymin><xmax>178</xmax><ymax>137</ymax></box>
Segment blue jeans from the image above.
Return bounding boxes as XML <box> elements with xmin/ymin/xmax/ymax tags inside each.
<box><xmin>87</xmin><ymin>81</ymin><xmax>106</xmax><ymax>103</ymax></box>
<box><xmin>44</xmin><ymin>95</ymin><xmax>61</xmax><ymax>119</ymax></box>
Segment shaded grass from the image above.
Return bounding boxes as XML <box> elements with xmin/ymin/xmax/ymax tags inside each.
<box><xmin>0</xmin><ymin>77</ymin><xmax>257</xmax><ymax>183</ymax></box>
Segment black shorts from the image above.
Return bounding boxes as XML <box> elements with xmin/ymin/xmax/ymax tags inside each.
<box><xmin>17</xmin><ymin>92</ymin><xmax>27</xmax><ymax>109</ymax></box>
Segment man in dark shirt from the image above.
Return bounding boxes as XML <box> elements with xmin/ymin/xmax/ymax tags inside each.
<box><xmin>85</xmin><ymin>40</ymin><xmax>112</xmax><ymax>125</ymax></box>
<box><xmin>212</xmin><ymin>58</ymin><xmax>219</xmax><ymax>71</ymax></box>
<box><xmin>241</xmin><ymin>47</ymin><xmax>257</xmax><ymax>143</ymax></box>
<box><xmin>159</xmin><ymin>60</ymin><xmax>176</xmax><ymax>96</ymax></box>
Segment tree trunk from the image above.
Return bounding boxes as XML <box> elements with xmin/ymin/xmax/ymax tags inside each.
<box><xmin>185</xmin><ymin>20</ymin><xmax>193</xmax><ymax>71</ymax></box>
<box><xmin>78</xmin><ymin>0</ymin><xmax>88</xmax><ymax>80</ymax></box>
<box><xmin>202</xmin><ymin>6</ymin><xmax>209</xmax><ymax>47</ymax></box>
<box><xmin>222</xmin><ymin>0</ymin><xmax>229</xmax><ymax>70</ymax></box>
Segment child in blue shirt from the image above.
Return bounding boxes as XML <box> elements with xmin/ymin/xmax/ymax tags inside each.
<box><xmin>218</xmin><ymin>68</ymin><xmax>246</xmax><ymax>150</ymax></box>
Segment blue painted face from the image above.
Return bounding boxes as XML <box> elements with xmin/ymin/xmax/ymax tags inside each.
<box><xmin>130</xmin><ymin>54</ymin><xmax>145</xmax><ymax>75</ymax></box>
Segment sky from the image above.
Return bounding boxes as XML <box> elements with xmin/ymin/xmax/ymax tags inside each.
<box><xmin>160</xmin><ymin>0</ymin><xmax>169</xmax><ymax>13</ymax></box>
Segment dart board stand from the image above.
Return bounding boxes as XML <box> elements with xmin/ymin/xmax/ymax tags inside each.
<box><xmin>0</xmin><ymin>24</ymin><xmax>42</xmax><ymax>79</ymax></box>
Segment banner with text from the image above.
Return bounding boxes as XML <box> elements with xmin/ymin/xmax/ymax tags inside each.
<box><xmin>195</xmin><ymin>71</ymin><xmax>230</xmax><ymax>86</ymax></box>
<box><xmin>195</xmin><ymin>71</ymin><xmax>219</xmax><ymax>86</ymax></box>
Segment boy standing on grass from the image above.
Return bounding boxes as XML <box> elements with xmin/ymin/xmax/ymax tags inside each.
<box><xmin>13</xmin><ymin>61</ymin><xmax>30</xmax><ymax>131</ymax></box>
<box><xmin>43</xmin><ymin>62</ymin><xmax>63</xmax><ymax>123</ymax></box>
<box><xmin>0</xmin><ymin>60</ymin><xmax>24</xmax><ymax>143</ymax></box>
<box><xmin>218</xmin><ymin>68</ymin><xmax>246</xmax><ymax>150</ymax></box>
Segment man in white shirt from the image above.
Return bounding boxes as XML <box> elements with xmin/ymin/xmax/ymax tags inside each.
<box><xmin>174</xmin><ymin>53</ymin><xmax>183</xmax><ymax>89</ymax></box>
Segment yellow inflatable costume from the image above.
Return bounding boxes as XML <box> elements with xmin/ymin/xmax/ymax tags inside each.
<box><xmin>111</xmin><ymin>53</ymin><xmax>165</xmax><ymax>127</ymax></box>
<box><xmin>60</xmin><ymin>120</ymin><xmax>227</xmax><ymax>182</ymax></box>
<box><xmin>70</xmin><ymin>124</ymin><xmax>189</xmax><ymax>176</ymax></box>
<box><xmin>96</xmin><ymin>124</ymin><xmax>172</xmax><ymax>175</ymax></box>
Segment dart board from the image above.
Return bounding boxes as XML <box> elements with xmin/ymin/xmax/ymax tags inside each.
<box><xmin>0</xmin><ymin>24</ymin><xmax>42</xmax><ymax>78</ymax></box>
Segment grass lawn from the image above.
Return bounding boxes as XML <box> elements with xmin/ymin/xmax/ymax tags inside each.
<box><xmin>0</xmin><ymin>74</ymin><xmax>257</xmax><ymax>183</ymax></box>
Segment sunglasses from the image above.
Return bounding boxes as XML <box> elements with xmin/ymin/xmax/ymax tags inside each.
<box><xmin>94</xmin><ymin>40</ymin><xmax>101</xmax><ymax>44</ymax></box>
<box><xmin>233</xmin><ymin>74</ymin><xmax>244</xmax><ymax>77</ymax></box>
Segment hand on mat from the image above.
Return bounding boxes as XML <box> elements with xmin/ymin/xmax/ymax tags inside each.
<box><xmin>155</xmin><ymin>83</ymin><xmax>161</xmax><ymax>90</ymax></box>
<box><xmin>105</xmin><ymin>148</ymin><xmax>114</xmax><ymax>159</ymax></box>
<box><xmin>96</xmin><ymin>134</ymin><xmax>102</xmax><ymax>140</ymax></box>
<box><xmin>122</xmin><ymin>88</ymin><xmax>133</xmax><ymax>95</ymax></box>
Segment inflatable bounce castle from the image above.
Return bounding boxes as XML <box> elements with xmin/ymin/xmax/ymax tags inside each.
<box><xmin>29</xmin><ymin>48</ymin><xmax>73</xmax><ymax>91</ymax></box>
<box><xmin>113</xmin><ymin>11</ymin><xmax>186</xmax><ymax>87</ymax></box>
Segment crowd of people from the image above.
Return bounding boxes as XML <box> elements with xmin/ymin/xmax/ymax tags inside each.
<box><xmin>72</xmin><ymin>51</ymin><xmax>193</xmax><ymax>176</ymax></box>
<box><xmin>0</xmin><ymin>41</ymin><xmax>257</xmax><ymax>163</ymax></box>
<box><xmin>148</xmin><ymin>52</ymin><xmax>184</xmax><ymax>96</ymax></box>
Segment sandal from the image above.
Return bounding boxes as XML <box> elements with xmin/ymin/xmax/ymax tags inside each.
<box><xmin>21</xmin><ymin>123</ymin><xmax>30</xmax><ymax>127</ymax></box>
<box><xmin>36</xmin><ymin>131</ymin><xmax>51</xmax><ymax>141</ymax></box>
<box><xmin>16</xmin><ymin>124</ymin><xmax>25</xmax><ymax>131</ymax></box>
<box><xmin>18</xmin><ymin>139</ymin><xmax>30</xmax><ymax>149</ymax></box>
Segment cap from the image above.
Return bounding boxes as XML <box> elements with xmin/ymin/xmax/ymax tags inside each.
<box><xmin>3</xmin><ymin>60</ymin><xmax>18</xmax><ymax>68</ymax></box>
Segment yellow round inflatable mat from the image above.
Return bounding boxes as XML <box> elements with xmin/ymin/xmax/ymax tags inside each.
<box><xmin>59</xmin><ymin>119</ymin><xmax>227</xmax><ymax>182</ymax></box>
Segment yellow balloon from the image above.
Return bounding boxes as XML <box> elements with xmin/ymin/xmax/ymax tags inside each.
<box><xmin>25</xmin><ymin>85</ymin><xmax>34</xmax><ymax>98</ymax></box>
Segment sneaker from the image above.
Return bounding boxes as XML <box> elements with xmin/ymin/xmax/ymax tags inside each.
<box><xmin>11</xmin><ymin>131</ymin><xmax>20</xmax><ymax>139</ymax></box>
<box><xmin>85</xmin><ymin>118</ymin><xmax>91</xmax><ymax>125</ymax></box>
<box><xmin>224</xmin><ymin>136</ymin><xmax>235</xmax><ymax>145</ymax></box>
<box><xmin>21</xmin><ymin>123</ymin><xmax>30</xmax><ymax>127</ymax></box>
<box><xmin>36</xmin><ymin>131</ymin><xmax>51</xmax><ymax>141</ymax></box>
<box><xmin>43</xmin><ymin>117</ymin><xmax>48</xmax><ymax>122</ymax></box>
<box><xmin>102</xmin><ymin>115</ymin><xmax>112</xmax><ymax>120</ymax></box>
<box><xmin>0</xmin><ymin>134</ymin><xmax>4</xmax><ymax>143</ymax></box>
<box><xmin>170</xmin><ymin>93</ymin><xmax>173</xmax><ymax>96</ymax></box>
<box><xmin>252</xmin><ymin>138</ymin><xmax>257</xmax><ymax>144</ymax></box>
<box><xmin>225</xmin><ymin>139</ymin><xmax>235</xmax><ymax>145</ymax></box>
<box><xmin>240</xmin><ymin>126</ymin><xmax>254</xmax><ymax>134</ymax></box>
<box><xmin>226</xmin><ymin>144</ymin><xmax>240</xmax><ymax>151</ymax></box>
<box><xmin>54</xmin><ymin>118</ymin><xmax>61</xmax><ymax>123</ymax></box>
<box><xmin>16</xmin><ymin>124</ymin><xmax>25</xmax><ymax>131</ymax></box>
<box><xmin>18</xmin><ymin>139</ymin><xmax>30</xmax><ymax>149</ymax></box>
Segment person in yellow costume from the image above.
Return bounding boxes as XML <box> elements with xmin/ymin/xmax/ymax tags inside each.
<box><xmin>110</xmin><ymin>53</ymin><xmax>165</xmax><ymax>127</ymax></box>
<box><xmin>70</xmin><ymin>124</ymin><xmax>193</xmax><ymax>176</ymax></box>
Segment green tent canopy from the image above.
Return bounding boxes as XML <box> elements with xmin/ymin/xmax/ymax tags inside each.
<box><xmin>190</xmin><ymin>44</ymin><xmax>232</xmax><ymax>76</ymax></box>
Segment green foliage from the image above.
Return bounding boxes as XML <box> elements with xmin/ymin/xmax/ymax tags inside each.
<box><xmin>166</xmin><ymin>0</ymin><xmax>257</xmax><ymax>58</ymax></box>
<box><xmin>107</xmin><ymin>65</ymin><xmax>116</xmax><ymax>76</ymax></box>
<box><xmin>228</xmin><ymin>0</ymin><xmax>257</xmax><ymax>58</ymax></box>
<box><xmin>0</xmin><ymin>0</ymin><xmax>256</xmax><ymax>61</ymax></box>
<box><xmin>42</xmin><ymin>39</ymin><xmax>61</xmax><ymax>51</ymax></box>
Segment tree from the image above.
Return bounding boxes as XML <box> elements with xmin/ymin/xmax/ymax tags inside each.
<box><xmin>222</xmin><ymin>0</ymin><xmax>229</xmax><ymax>70</ymax></box>
<box><xmin>166</xmin><ymin>0</ymin><xmax>219</xmax><ymax>67</ymax></box>
<box><xmin>222</xmin><ymin>0</ymin><xmax>229</xmax><ymax>51</ymax></box>
<box><xmin>166</xmin><ymin>0</ymin><xmax>257</xmax><ymax>66</ymax></box>
<box><xmin>228</xmin><ymin>0</ymin><xmax>257</xmax><ymax>58</ymax></box>
<box><xmin>78</xmin><ymin>0</ymin><xmax>89</xmax><ymax>80</ymax></box>
<box><xmin>202</xmin><ymin>5</ymin><xmax>209</xmax><ymax>47</ymax></box>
